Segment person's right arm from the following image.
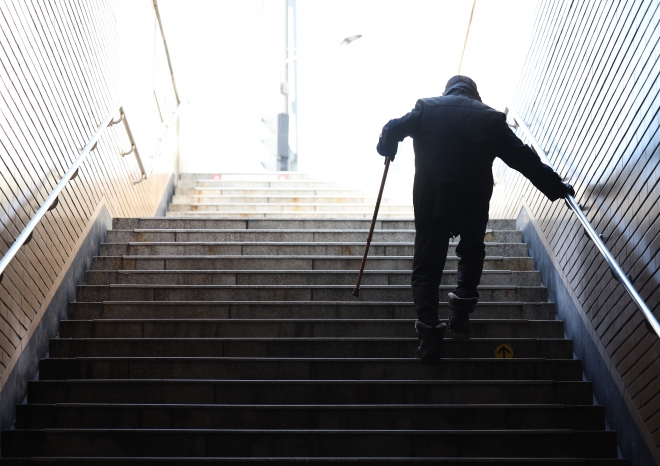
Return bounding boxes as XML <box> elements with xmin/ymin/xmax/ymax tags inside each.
<box><xmin>376</xmin><ymin>100</ymin><xmax>423</xmax><ymax>161</ymax></box>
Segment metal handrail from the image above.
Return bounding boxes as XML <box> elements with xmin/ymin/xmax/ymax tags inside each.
<box><xmin>0</xmin><ymin>104</ymin><xmax>121</xmax><ymax>283</ymax></box>
<box><xmin>0</xmin><ymin>99</ymin><xmax>181</xmax><ymax>283</ymax></box>
<box><xmin>153</xmin><ymin>0</ymin><xmax>180</xmax><ymax>105</ymax></box>
<box><xmin>505</xmin><ymin>106</ymin><xmax>660</xmax><ymax>338</ymax></box>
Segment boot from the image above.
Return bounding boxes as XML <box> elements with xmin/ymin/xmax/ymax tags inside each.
<box><xmin>414</xmin><ymin>320</ymin><xmax>447</xmax><ymax>360</ymax></box>
<box><xmin>447</xmin><ymin>292</ymin><xmax>478</xmax><ymax>338</ymax></box>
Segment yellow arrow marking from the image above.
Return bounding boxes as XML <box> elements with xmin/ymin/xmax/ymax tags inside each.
<box><xmin>495</xmin><ymin>343</ymin><xmax>513</xmax><ymax>358</ymax></box>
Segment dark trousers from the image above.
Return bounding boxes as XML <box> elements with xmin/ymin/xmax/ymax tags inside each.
<box><xmin>412</xmin><ymin>207</ymin><xmax>489</xmax><ymax>326</ymax></box>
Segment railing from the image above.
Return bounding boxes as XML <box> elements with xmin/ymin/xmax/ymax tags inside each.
<box><xmin>0</xmin><ymin>1</ymin><xmax>181</xmax><ymax>285</ymax></box>
<box><xmin>0</xmin><ymin>103</ymin><xmax>182</xmax><ymax>284</ymax></box>
<box><xmin>505</xmin><ymin>106</ymin><xmax>660</xmax><ymax>338</ymax></box>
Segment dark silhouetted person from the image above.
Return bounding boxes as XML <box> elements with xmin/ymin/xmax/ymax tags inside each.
<box><xmin>377</xmin><ymin>75</ymin><xmax>573</xmax><ymax>360</ymax></box>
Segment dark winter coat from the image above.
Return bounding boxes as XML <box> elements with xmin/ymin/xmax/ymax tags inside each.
<box><xmin>376</xmin><ymin>83</ymin><xmax>568</xmax><ymax>225</ymax></box>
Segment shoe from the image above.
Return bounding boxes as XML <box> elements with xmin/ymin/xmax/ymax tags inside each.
<box><xmin>447</xmin><ymin>292</ymin><xmax>478</xmax><ymax>338</ymax></box>
<box><xmin>414</xmin><ymin>320</ymin><xmax>447</xmax><ymax>360</ymax></box>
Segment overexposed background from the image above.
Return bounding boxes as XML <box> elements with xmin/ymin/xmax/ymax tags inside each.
<box><xmin>158</xmin><ymin>0</ymin><xmax>538</xmax><ymax>195</ymax></box>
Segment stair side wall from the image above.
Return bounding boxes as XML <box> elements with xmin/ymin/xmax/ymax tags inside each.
<box><xmin>0</xmin><ymin>1</ymin><xmax>178</xmax><ymax>438</ymax></box>
<box><xmin>517</xmin><ymin>203</ymin><xmax>656</xmax><ymax>466</ymax></box>
<box><xmin>0</xmin><ymin>200</ymin><xmax>110</xmax><ymax>439</ymax></box>
<box><xmin>490</xmin><ymin>0</ymin><xmax>660</xmax><ymax>463</ymax></box>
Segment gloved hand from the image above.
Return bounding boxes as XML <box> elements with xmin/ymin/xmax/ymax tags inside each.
<box><xmin>564</xmin><ymin>183</ymin><xmax>575</xmax><ymax>198</ymax></box>
<box><xmin>376</xmin><ymin>134</ymin><xmax>396</xmax><ymax>162</ymax></box>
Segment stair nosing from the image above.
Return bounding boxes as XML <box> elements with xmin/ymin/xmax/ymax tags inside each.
<box><xmin>91</xmin><ymin>300</ymin><xmax>553</xmax><ymax>306</ymax></box>
<box><xmin>96</xmin><ymin>284</ymin><xmax>526</xmax><ymax>290</ymax></box>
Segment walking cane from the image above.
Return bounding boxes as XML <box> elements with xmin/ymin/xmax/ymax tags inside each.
<box><xmin>352</xmin><ymin>156</ymin><xmax>391</xmax><ymax>297</ymax></box>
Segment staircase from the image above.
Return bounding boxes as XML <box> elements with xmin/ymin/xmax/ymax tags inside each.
<box><xmin>167</xmin><ymin>173</ymin><xmax>414</xmax><ymax>218</ymax></box>
<box><xmin>2</xmin><ymin>173</ymin><xmax>628</xmax><ymax>464</ymax></box>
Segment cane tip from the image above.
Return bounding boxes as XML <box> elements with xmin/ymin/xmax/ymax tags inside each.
<box><xmin>351</xmin><ymin>288</ymin><xmax>360</xmax><ymax>298</ymax></box>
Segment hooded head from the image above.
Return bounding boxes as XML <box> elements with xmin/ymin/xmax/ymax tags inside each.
<box><xmin>443</xmin><ymin>75</ymin><xmax>481</xmax><ymax>102</ymax></box>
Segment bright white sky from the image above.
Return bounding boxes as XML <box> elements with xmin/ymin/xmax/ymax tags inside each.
<box><xmin>158</xmin><ymin>0</ymin><xmax>538</xmax><ymax>189</ymax></box>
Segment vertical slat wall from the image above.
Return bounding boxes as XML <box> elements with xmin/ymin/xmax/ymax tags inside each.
<box><xmin>0</xmin><ymin>0</ymin><xmax>176</xmax><ymax>383</ymax></box>
<box><xmin>491</xmin><ymin>0</ymin><xmax>660</xmax><ymax>453</ymax></box>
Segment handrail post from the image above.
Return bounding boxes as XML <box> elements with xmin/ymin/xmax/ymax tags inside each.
<box><xmin>505</xmin><ymin>106</ymin><xmax>660</xmax><ymax>339</ymax></box>
<box><xmin>117</xmin><ymin>107</ymin><xmax>147</xmax><ymax>183</ymax></box>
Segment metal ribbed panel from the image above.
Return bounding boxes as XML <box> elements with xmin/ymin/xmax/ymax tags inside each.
<box><xmin>491</xmin><ymin>0</ymin><xmax>660</xmax><ymax>457</ymax></box>
<box><xmin>0</xmin><ymin>1</ymin><xmax>176</xmax><ymax>378</ymax></box>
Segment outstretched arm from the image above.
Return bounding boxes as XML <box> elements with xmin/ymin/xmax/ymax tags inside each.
<box><xmin>376</xmin><ymin>101</ymin><xmax>423</xmax><ymax>161</ymax></box>
<box><xmin>491</xmin><ymin>113</ymin><xmax>570</xmax><ymax>201</ymax></box>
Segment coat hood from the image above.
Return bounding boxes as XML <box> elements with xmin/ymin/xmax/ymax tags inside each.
<box><xmin>443</xmin><ymin>75</ymin><xmax>482</xmax><ymax>102</ymax></box>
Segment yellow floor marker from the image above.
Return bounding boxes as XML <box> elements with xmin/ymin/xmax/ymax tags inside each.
<box><xmin>495</xmin><ymin>343</ymin><xmax>513</xmax><ymax>358</ymax></box>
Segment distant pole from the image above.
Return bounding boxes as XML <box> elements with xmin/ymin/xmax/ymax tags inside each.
<box><xmin>281</xmin><ymin>0</ymin><xmax>289</xmax><ymax>171</ymax></box>
<box><xmin>290</xmin><ymin>0</ymin><xmax>298</xmax><ymax>171</ymax></box>
<box><xmin>283</xmin><ymin>0</ymin><xmax>288</xmax><ymax>115</ymax></box>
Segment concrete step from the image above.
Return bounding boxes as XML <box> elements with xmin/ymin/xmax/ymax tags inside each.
<box><xmin>178</xmin><ymin>188</ymin><xmax>367</xmax><ymax>196</ymax></box>
<box><xmin>176</xmin><ymin>181</ymin><xmax>342</xmax><ymax>192</ymax></box>
<box><xmin>0</xmin><ymin>459</ymin><xmax>631</xmax><ymax>466</ymax></box>
<box><xmin>67</xmin><ymin>301</ymin><xmax>557</xmax><ymax>321</ymax></box>
<box><xmin>39</xmin><ymin>357</ymin><xmax>583</xmax><ymax>381</ymax></box>
<box><xmin>16</xmin><ymin>403</ymin><xmax>604</xmax><ymax>430</ymax></box>
<box><xmin>91</xmin><ymin>256</ymin><xmax>536</xmax><ymax>271</ymax></box>
<box><xmin>59</xmin><ymin>319</ymin><xmax>564</xmax><ymax>339</ymax></box>
<box><xmin>105</xmin><ymin>229</ymin><xmax>523</xmax><ymax>244</ymax></box>
<box><xmin>84</xmin><ymin>270</ymin><xmax>542</xmax><ymax>287</ymax></box>
<box><xmin>49</xmin><ymin>337</ymin><xmax>573</xmax><ymax>359</ymax></box>
<box><xmin>172</xmin><ymin>195</ymin><xmax>382</xmax><ymax>204</ymax></box>
<box><xmin>0</xmin><ymin>458</ymin><xmax>631</xmax><ymax>466</ymax></box>
<box><xmin>165</xmin><ymin>211</ymin><xmax>415</xmax><ymax>219</ymax></box>
<box><xmin>179</xmin><ymin>173</ymin><xmax>312</xmax><ymax>181</ymax></box>
<box><xmin>75</xmin><ymin>284</ymin><xmax>548</xmax><ymax>303</ymax></box>
<box><xmin>112</xmin><ymin>218</ymin><xmax>516</xmax><ymax>231</ymax></box>
<box><xmin>167</xmin><ymin>204</ymin><xmax>414</xmax><ymax>213</ymax></box>
<box><xmin>97</xmin><ymin>242</ymin><xmax>530</xmax><ymax>258</ymax></box>
<box><xmin>192</xmin><ymin>180</ymin><xmax>345</xmax><ymax>188</ymax></box>
<box><xmin>2</xmin><ymin>428</ymin><xmax>617</xmax><ymax>458</ymax></box>
<box><xmin>27</xmin><ymin>379</ymin><xmax>597</xmax><ymax>405</ymax></box>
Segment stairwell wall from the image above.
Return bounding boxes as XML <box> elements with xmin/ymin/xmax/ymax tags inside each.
<box><xmin>0</xmin><ymin>0</ymin><xmax>178</xmax><ymax>434</ymax></box>
<box><xmin>490</xmin><ymin>0</ymin><xmax>660</xmax><ymax>463</ymax></box>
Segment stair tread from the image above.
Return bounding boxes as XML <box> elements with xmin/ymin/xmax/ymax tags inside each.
<box><xmin>123</xmin><ymin>228</ymin><xmax>512</xmax><ymax>234</ymax></box>
<box><xmin>97</xmin><ymin>270</ymin><xmax>515</xmax><ymax>274</ymax></box>
<box><xmin>111</xmin><ymin>254</ymin><xmax>508</xmax><ymax>259</ymax></box>
<box><xmin>22</xmin><ymin>403</ymin><xmax>582</xmax><ymax>408</ymax></box>
<box><xmin>175</xmin><ymin>203</ymin><xmax>414</xmax><ymax>206</ymax></box>
<box><xmin>28</xmin><ymin>378</ymin><xmax>583</xmax><ymax>384</ymax></box>
<box><xmin>88</xmin><ymin>300</ymin><xmax>549</xmax><ymax>305</ymax></box>
<box><xmin>89</xmin><ymin>284</ymin><xmax>534</xmax><ymax>289</ymax></box>
<box><xmin>108</xmin><ymin>241</ymin><xmax>517</xmax><ymax>245</ymax></box>
<box><xmin>0</xmin><ymin>458</ymin><xmax>630</xmax><ymax>462</ymax></box>
<box><xmin>8</xmin><ymin>427</ymin><xmax>593</xmax><ymax>433</ymax></box>
<box><xmin>62</xmin><ymin>318</ymin><xmax>549</xmax><ymax>322</ymax></box>
<box><xmin>55</xmin><ymin>337</ymin><xmax>563</xmax><ymax>341</ymax></box>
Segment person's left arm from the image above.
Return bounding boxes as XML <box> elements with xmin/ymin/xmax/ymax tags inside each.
<box><xmin>488</xmin><ymin>112</ymin><xmax>572</xmax><ymax>201</ymax></box>
<box><xmin>376</xmin><ymin>100</ymin><xmax>423</xmax><ymax>161</ymax></box>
